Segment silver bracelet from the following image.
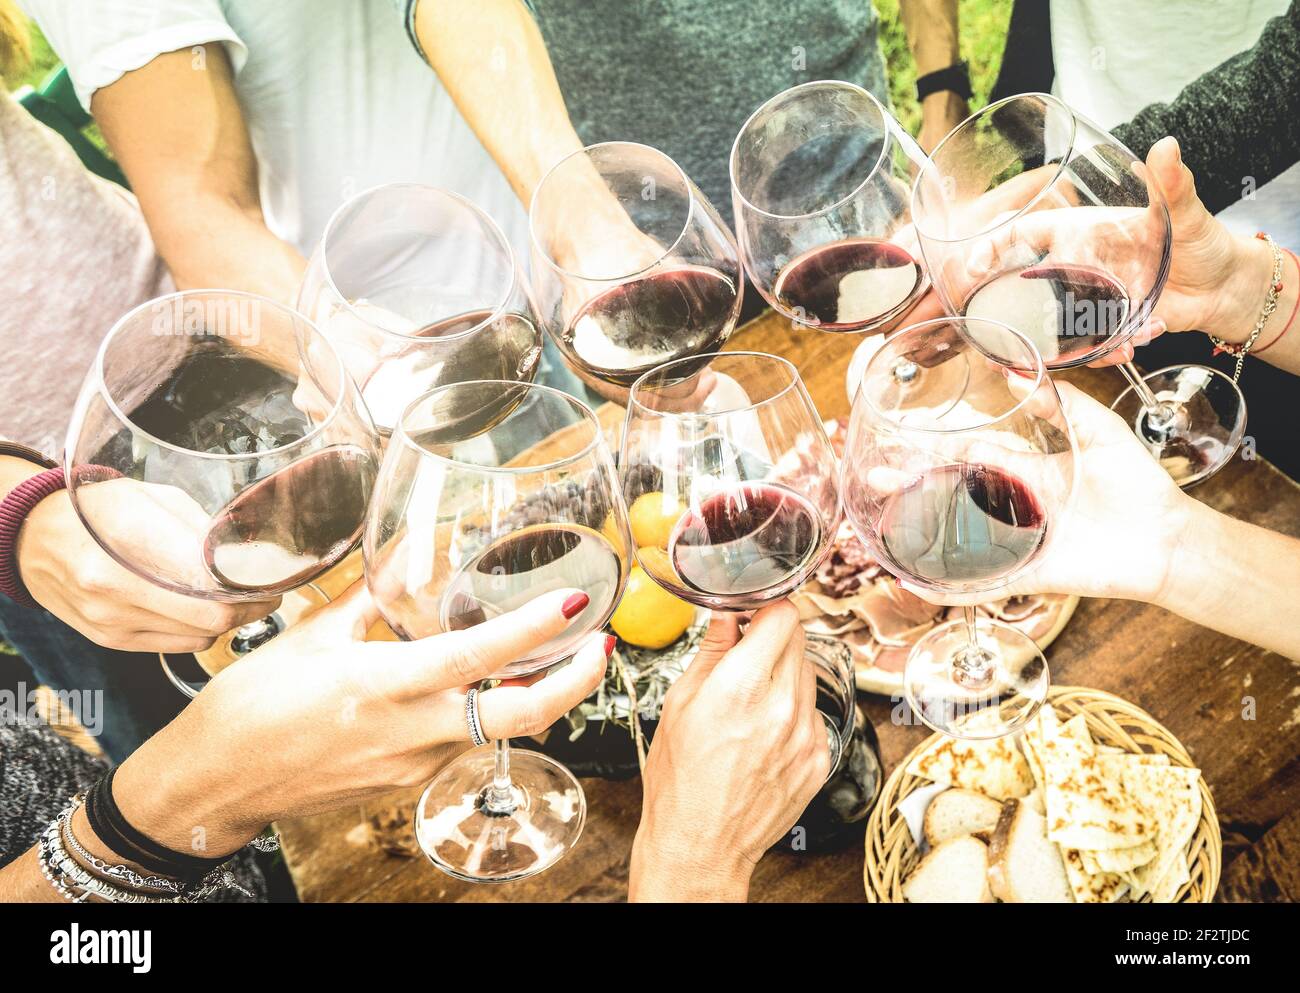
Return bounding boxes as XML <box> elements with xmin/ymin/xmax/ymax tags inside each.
<box><xmin>37</xmin><ymin>792</ymin><xmax>256</xmax><ymax>903</ymax></box>
<box><xmin>58</xmin><ymin>794</ymin><xmax>184</xmax><ymax>894</ymax></box>
<box><xmin>41</xmin><ymin>817</ymin><xmax>174</xmax><ymax>903</ymax></box>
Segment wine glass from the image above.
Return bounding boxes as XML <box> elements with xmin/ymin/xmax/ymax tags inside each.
<box><xmin>528</xmin><ymin>142</ymin><xmax>743</xmax><ymax>402</ymax></box>
<box><xmin>365</xmin><ymin>380</ymin><xmax>633</xmax><ymax>882</ymax></box>
<box><xmin>730</xmin><ymin>80</ymin><xmax>931</xmax><ymax>334</ymax></box>
<box><xmin>841</xmin><ymin>317</ymin><xmax>1077</xmax><ymax>739</ymax></box>
<box><xmin>65</xmin><ymin>290</ymin><xmax>382</xmax><ymax>698</ymax></box>
<box><xmin>620</xmin><ymin>351</ymin><xmax>841</xmax><ymax>612</ymax></box>
<box><xmin>297</xmin><ymin>183</ymin><xmax>543</xmax><ymax>434</ymax></box>
<box><xmin>912</xmin><ymin>92</ymin><xmax>1245</xmax><ymax>488</ymax></box>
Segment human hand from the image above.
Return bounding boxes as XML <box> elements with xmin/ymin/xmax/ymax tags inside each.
<box><xmin>629</xmin><ymin>603</ymin><xmax>830</xmax><ymax>901</ymax></box>
<box><xmin>900</xmin><ymin>382</ymin><xmax>1190</xmax><ymax>607</ymax></box>
<box><xmin>16</xmin><ymin>484</ymin><xmax>279</xmax><ymax>653</ymax></box>
<box><xmin>111</xmin><ymin>582</ymin><xmax>612</xmax><ymax>856</ymax></box>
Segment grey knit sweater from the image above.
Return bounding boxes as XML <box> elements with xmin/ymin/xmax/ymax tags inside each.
<box><xmin>0</xmin><ymin>715</ymin><xmax>267</xmax><ymax>902</ymax></box>
<box><xmin>1113</xmin><ymin>0</ymin><xmax>1300</xmax><ymax>214</ymax></box>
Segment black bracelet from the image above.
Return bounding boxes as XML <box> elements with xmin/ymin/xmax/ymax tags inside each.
<box><xmin>84</xmin><ymin>769</ymin><xmax>229</xmax><ymax>883</ymax></box>
<box><xmin>916</xmin><ymin>61</ymin><xmax>972</xmax><ymax>102</ymax></box>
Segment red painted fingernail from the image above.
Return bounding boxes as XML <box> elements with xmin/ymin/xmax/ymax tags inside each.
<box><xmin>561</xmin><ymin>592</ymin><xmax>590</xmax><ymax>619</ymax></box>
<box><xmin>604</xmin><ymin>634</ymin><xmax>617</xmax><ymax>656</ymax></box>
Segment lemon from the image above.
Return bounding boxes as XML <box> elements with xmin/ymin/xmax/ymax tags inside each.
<box><xmin>610</xmin><ymin>561</ymin><xmax>695</xmax><ymax>649</ymax></box>
<box><xmin>628</xmin><ymin>491</ymin><xmax>685</xmax><ymax>550</ymax></box>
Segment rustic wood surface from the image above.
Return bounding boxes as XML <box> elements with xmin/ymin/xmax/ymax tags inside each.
<box><xmin>279</xmin><ymin>308</ymin><xmax>1300</xmax><ymax>903</ymax></box>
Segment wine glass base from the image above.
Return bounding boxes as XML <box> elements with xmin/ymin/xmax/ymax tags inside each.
<box><xmin>415</xmin><ymin>746</ymin><xmax>586</xmax><ymax>883</ymax></box>
<box><xmin>904</xmin><ymin>617</ymin><xmax>1049</xmax><ymax>739</ymax></box>
<box><xmin>1111</xmin><ymin>365</ymin><xmax>1246</xmax><ymax>489</ymax></box>
<box><xmin>158</xmin><ymin>583</ymin><xmax>331</xmax><ymax>699</ymax></box>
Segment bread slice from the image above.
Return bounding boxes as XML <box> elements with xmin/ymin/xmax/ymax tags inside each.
<box><xmin>923</xmin><ymin>789</ymin><xmax>1005</xmax><ymax>847</ymax></box>
<box><xmin>902</xmin><ymin>836</ymin><xmax>994</xmax><ymax>903</ymax></box>
<box><xmin>987</xmin><ymin>799</ymin><xmax>1072</xmax><ymax>903</ymax></box>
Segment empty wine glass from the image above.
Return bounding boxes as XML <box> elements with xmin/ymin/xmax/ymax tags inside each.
<box><xmin>528</xmin><ymin>142</ymin><xmax>743</xmax><ymax>403</ymax></box>
<box><xmin>365</xmin><ymin>380</ymin><xmax>632</xmax><ymax>882</ymax></box>
<box><xmin>65</xmin><ymin>290</ymin><xmax>382</xmax><ymax>698</ymax></box>
<box><xmin>912</xmin><ymin>92</ymin><xmax>1244</xmax><ymax>487</ymax></box>
<box><xmin>297</xmin><ymin>183</ymin><xmax>543</xmax><ymax>434</ymax></box>
<box><xmin>730</xmin><ymin>80</ymin><xmax>930</xmax><ymax>334</ymax></box>
<box><xmin>841</xmin><ymin>317</ymin><xmax>1077</xmax><ymax>739</ymax></box>
<box><xmin>620</xmin><ymin>351</ymin><xmax>841</xmax><ymax>613</ymax></box>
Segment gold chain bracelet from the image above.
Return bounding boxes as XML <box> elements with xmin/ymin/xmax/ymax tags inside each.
<box><xmin>1208</xmin><ymin>231</ymin><xmax>1284</xmax><ymax>384</ymax></box>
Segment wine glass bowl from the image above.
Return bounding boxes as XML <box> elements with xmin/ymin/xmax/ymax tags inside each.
<box><xmin>365</xmin><ymin>380</ymin><xmax>631</xmax><ymax>678</ymax></box>
<box><xmin>297</xmin><ymin>183</ymin><xmax>543</xmax><ymax>433</ymax></box>
<box><xmin>528</xmin><ymin>142</ymin><xmax>743</xmax><ymax>400</ymax></box>
<box><xmin>842</xmin><ymin>317</ymin><xmax>1077</xmax><ymax>738</ymax></box>
<box><xmin>66</xmin><ymin>290</ymin><xmax>381</xmax><ymax>602</ymax></box>
<box><xmin>730</xmin><ymin>80</ymin><xmax>930</xmax><ymax>333</ymax></box>
<box><xmin>912</xmin><ymin>93</ymin><xmax>1172</xmax><ymax>370</ymax></box>
<box><xmin>365</xmin><ymin>380</ymin><xmax>633</xmax><ymax>882</ymax></box>
<box><xmin>621</xmin><ymin>351</ymin><xmax>841</xmax><ymax>612</ymax></box>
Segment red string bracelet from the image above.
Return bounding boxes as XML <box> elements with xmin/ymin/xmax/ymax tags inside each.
<box><xmin>1254</xmin><ymin>248</ymin><xmax>1299</xmax><ymax>356</ymax></box>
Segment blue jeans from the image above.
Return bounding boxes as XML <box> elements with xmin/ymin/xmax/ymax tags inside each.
<box><xmin>0</xmin><ymin>594</ymin><xmax>185</xmax><ymax>762</ymax></box>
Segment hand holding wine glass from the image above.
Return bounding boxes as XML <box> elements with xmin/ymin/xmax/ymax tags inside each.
<box><xmin>842</xmin><ymin>317</ymin><xmax>1077</xmax><ymax>738</ymax></box>
<box><xmin>15</xmin><ymin>483</ymin><xmax>278</xmax><ymax>654</ymax></box>
<box><xmin>894</xmin><ymin>381</ymin><xmax>1186</xmax><ymax>607</ymax></box>
<box><xmin>65</xmin><ymin>290</ymin><xmax>382</xmax><ymax>697</ymax></box>
<box><xmin>621</xmin><ymin>352</ymin><xmax>841</xmax><ymax>613</ymax></box>
<box><xmin>367</xmin><ymin>379</ymin><xmax>633</xmax><ymax>882</ymax></box>
<box><xmin>106</xmin><ymin>581</ymin><xmax>612</xmax><ymax>859</ymax></box>
<box><xmin>629</xmin><ymin>603</ymin><xmax>830</xmax><ymax>902</ymax></box>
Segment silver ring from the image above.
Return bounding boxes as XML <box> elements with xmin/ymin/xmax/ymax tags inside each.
<box><xmin>465</xmin><ymin>688</ymin><xmax>487</xmax><ymax>747</ymax></box>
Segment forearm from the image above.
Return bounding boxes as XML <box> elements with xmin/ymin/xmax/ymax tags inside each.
<box><xmin>1206</xmin><ymin>234</ymin><xmax>1300</xmax><ymax>375</ymax></box>
<box><xmin>901</xmin><ymin>0</ymin><xmax>961</xmax><ymax>77</ymax></box>
<box><xmin>413</xmin><ymin>0</ymin><xmax>583</xmax><ymax>204</ymax></box>
<box><xmin>93</xmin><ymin>46</ymin><xmax>305</xmax><ymax>304</ymax></box>
<box><xmin>900</xmin><ymin>0</ymin><xmax>967</xmax><ymax>149</ymax></box>
<box><xmin>0</xmin><ymin>849</ymin><xmax>67</xmax><ymax>901</ymax></box>
<box><xmin>628</xmin><ymin>824</ymin><xmax>752</xmax><ymax>902</ymax></box>
<box><xmin>1158</xmin><ymin>499</ymin><xmax>1300</xmax><ymax>660</ymax></box>
<box><xmin>142</xmin><ymin>190</ymin><xmax>306</xmax><ymax>303</ymax></box>
<box><xmin>1112</xmin><ymin>2</ymin><xmax>1300</xmax><ymax>215</ymax></box>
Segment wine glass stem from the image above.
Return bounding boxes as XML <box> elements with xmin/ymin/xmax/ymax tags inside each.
<box><xmin>1118</xmin><ymin>361</ymin><xmax>1177</xmax><ymax>425</ymax></box>
<box><xmin>482</xmin><ymin>737</ymin><xmax>517</xmax><ymax>816</ymax></box>
<box><xmin>953</xmin><ymin>605</ymin><xmax>993</xmax><ymax>690</ymax></box>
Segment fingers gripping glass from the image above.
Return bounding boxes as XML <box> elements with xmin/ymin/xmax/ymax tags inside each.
<box><xmin>64</xmin><ymin>290</ymin><xmax>382</xmax><ymax>699</ymax></box>
<box><xmin>911</xmin><ymin>93</ymin><xmax>1244</xmax><ymax>488</ymax></box>
<box><xmin>841</xmin><ymin>318</ymin><xmax>1078</xmax><ymax>739</ymax></box>
<box><xmin>365</xmin><ymin>381</ymin><xmax>633</xmax><ymax>882</ymax></box>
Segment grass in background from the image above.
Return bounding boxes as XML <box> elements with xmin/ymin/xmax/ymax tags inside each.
<box><xmin>876</xmin><ymin>0</ymin><xmax>1013</xmax><ymax>133</ymax></box>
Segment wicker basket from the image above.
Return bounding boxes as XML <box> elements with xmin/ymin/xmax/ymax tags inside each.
<box><xmin>864</xmin><ymin>686</ymin><xmax>1222</xmax><ymax>903</ymax></box>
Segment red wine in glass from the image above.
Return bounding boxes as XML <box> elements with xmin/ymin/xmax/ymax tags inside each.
<box><xmin>438</xmin><ymin>523</ymin><xmax>623</xmax><ymax>673</ymax></box>
<box><xmin>773</xmin><ymin>238</ymin><xmax>922</xmax><ymax>332</ymax></box>
<box><xmin>667</xmin><ymin>482</ymin><xmax>822</xmax><ymax>604</ymax></box>
<box><xmin>961</xmin><ymin>263</ymin><xmax>1130</xmax><ymax>367</ymax></box>
<box><xmin>875</xmin><ymin>463</ymin><xmax>1046</xmax><ymax>586</ymax></box>
<box><xmin>364</xmin><ymin>308</ymin><xmax>542</xmax><ymax>384</ymax></box>
<box><xmin>204</xmin><ymin>443</ymin><xmax>377</xmax><ymax>592</ymax></box>
<box><xmin>563</xmin><ymin>265</ymin><xmax>737</xmax><ymax>386</ymax></box>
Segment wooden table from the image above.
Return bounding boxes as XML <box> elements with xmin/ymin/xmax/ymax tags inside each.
<box><xmin>279</xmin><ymin>309</ymin><xmax>1300</xmax><ymax>903</ymax></box>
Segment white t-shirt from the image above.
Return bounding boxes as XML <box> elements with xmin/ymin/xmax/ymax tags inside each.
<box><xmin>20</xmin><ymin>0</ymin><xmax>530</xmax><ymax>260</ymax></box>
<box><xmin>1049</xmin><ymin>0</ymin><xmax>1300</xmax><ymax>250</ymax></box>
